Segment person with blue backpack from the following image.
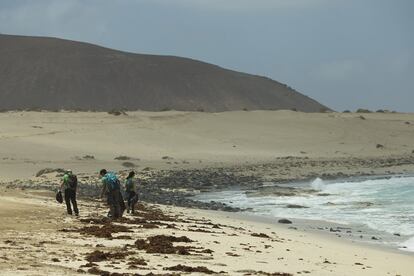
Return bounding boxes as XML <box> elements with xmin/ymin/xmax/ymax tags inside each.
<box><xmin>99</xmin><ymin>169</ymin><xmax>125</xmax><ymax>219</ymax></box>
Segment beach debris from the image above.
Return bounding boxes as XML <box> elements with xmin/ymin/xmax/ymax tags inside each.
<box><xmin>237</xmin><ymin>270</ymin><xmax>293</xmax><ymax>276</ymax></box>
<box><xmin>359</xmin><ymin>115</ymin><xmax>366</xmax><ymax>120</ymax></box>
<box><xmin>134</xmin><ymin>235</ymin><xmax>193</xmax><ymax>254</ymax></box>
<box><xmin>376</xmin><ymin>144</ymin><xmax>384</xmax><ymax>149</ymax></box>
<box><xmin>162</xmin><ymin>156</ymin><xmax>174</xmax><ymax>160</ymax></box>
<box><xmin>164</xmin><ymin>264</ymin><xmax>217</xmax><ymax>274</ymax></box>
<box><xmin>278</xmin><ymin>219</ymin><xmax>292</xmax><ymax>224</ymax></box>
<box><xmin>251</xmin><ymin>233</ymin><xmax>271</xmax><ymax>238</ymax></box>
<box><xmin>61</xmin><ymin>222</ymin><xmax>132</xmax><ymax>239</ymax></box>
<box><xmin>85</xmin><ymin>250</ymin><xmax>131</xmax><ymax>263</ymax></box>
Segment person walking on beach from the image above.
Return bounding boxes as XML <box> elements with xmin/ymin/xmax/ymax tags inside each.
<box><xmin>99</xmin><ymin>169</ymin><xmax>123</xmax><ymax>219</ymax></box>
<box><xmin>60</xmin><ymin>169</ymin><xmax>79</xmax><ymax>216</ymax></box>
<box><xmin>125</xmin><ymin>171</ymin><xmax>139</xmax><ymax>214</ymax></box>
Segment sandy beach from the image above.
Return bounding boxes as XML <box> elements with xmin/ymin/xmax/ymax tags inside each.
<box><xmin>0</xmin><ymin>187</ymin><xmax>412</xmax><ymax>276</ymax></box>
<box><xmin>1</xmin><ymin>110</ymin><xmax>414</xmax><ymax>275</ymax></box>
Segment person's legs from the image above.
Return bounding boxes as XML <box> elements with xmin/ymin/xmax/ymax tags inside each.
<box><xmin>107</xmin><ymin>192</ymin><xmax>115</xmax><ymax>218</ymax></box>
<box><xmin>118</xmin><ymin>190</ymin><xmax>126</xmax><ymax>217</ymax></box>
<box><xmin>111</xmin><ymin>190</ymin><xmax>121</xmax><ymax>219</ymax></box>
<box><xmin>70</xmin><ymin>190</ymin><xmax>79</xmax><ymax>216</ymax></box>
<box><xmin>130</xmin><ymin>192</ymin><xmax>137</xmax><ymax>213</ymax></box>
<box><xmin>64</xmin><ymin>189</ymin><xmax>73</xmax><ymax>215</ymax></box>
<box><xmin>127</xmin><ymin>192</ymin><xmax>133</xmax><ymax>213</ymax></box>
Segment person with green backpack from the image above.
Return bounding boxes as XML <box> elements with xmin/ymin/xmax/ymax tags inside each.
<box><xmin>125</xmin><ymin>171</ymin><xmax>139</xmax><ymax>214</ymax></box>
<box><xmin>60</xmin><ymin>169</ymin><xmax>79</xmax><ymax>216</ymax></box>
<box><xmin>99</xmin><ymin>169</ymin><xmax>125</xmax><ymax>219</ymax></box>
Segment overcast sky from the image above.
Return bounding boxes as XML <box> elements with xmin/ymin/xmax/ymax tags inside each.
<box><xmin>0</xmin><ymin>0</ymin><xmax>413</xmax><ymax>111</ymax></box>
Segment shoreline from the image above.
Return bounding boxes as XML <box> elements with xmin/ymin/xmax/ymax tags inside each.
<box><xmin>0</xmin><ymin>188</ymin><xmax>413</xmax><ymax>275</ymax></box>
<box><xmin>205</xmin><ymin>208</ymin><xmax>414</xmax><ymax>256</ymax></box>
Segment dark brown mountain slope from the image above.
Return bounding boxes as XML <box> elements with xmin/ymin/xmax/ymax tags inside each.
<box><xmin>0</xmin><ymin>34</ymin><xmax>329</xmax><ymax>112</ymax></box>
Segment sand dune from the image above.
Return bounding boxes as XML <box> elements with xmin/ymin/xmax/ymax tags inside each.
<box><xmin>1</xmin><ymin>110</ymin><xmax>414</xmax><ymax>181</ymax></box>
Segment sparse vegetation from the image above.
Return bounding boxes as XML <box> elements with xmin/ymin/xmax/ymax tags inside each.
<box><xmin>122</xmin><ymin>161</ymin><xmax>136</xmax><ymax>168</ymax></box>
<box><xmin>356</xmin><ymin>108</ymin><xmax>372</xmax><ymax>113</ymax></box>
<box><xmin>114</xmin><ymin>155</ymin><xmax>131</xmax><ymax>160</ymax></box>
<box><xmin>108</xmin><ymin>109</ymin><xmax>127</xmax><ymax>116</ymax></box>
<box><xmin>82</xmin><ymin>155</ymin><xmax>95</xmax><ymax>160</ymax></box>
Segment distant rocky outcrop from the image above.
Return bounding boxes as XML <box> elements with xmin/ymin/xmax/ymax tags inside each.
<box><xmin>0</xmin><ymin>34</ymin><xmax>329</xmax><ymax>112</ymax></box>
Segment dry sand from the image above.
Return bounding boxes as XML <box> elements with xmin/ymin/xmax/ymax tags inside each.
<box><xmin>1</xmin><ymin>110</ymin><xmax>414</xmax><ymax>181</ymax></box>
<box><xmin>1</xmin><ymin>110</ymin><xmax>414</xmax><ymax>275</ymax></box>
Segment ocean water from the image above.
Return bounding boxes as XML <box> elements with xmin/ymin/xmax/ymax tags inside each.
<box><xmin>195</xmin><ymin>175</ymin><xmax>414</xmax><ymax>252</ymax></box>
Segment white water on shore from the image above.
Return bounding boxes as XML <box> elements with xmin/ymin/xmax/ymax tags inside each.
<box><xmin>195</xmin><ymin>175</ymin><xmax>414</xmax><ymax>252</ymax></box>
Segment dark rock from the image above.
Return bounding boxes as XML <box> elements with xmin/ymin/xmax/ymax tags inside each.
<box><xmin>286</xmin><ymin>204</ymin><xmax>308</xmax><ymax>209</ymax></box>
<box><xmin>278</xmin><ymin>219</ymin><xmax>292</xmax><ymax>224</ymax></box>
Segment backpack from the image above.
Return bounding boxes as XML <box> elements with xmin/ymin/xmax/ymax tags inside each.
<box><xmin>125</xmin><ymin>178</ymin><xmax>133</xmax><ymax>192</ymax></box>
<box><xmin>106</xmin><ymin>172</ymin><xmax>120</xmax><ymax>191</ymax></box>
<box><xmin>56</xmin><ymin>190</ymin><xmax>63</xmax><ymax>203</ymax></box>
<box><xmin>67</xmin><ymin>174</ymin><xmax>78</xmax><ymax>190</ymax></box>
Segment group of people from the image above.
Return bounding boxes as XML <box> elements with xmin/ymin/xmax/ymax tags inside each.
<box><xmin>59</xmin><ymin>169</ymin><xmax>139</xmax><ymax>219</ymax></box>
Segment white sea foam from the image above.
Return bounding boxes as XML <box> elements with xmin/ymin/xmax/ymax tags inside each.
<box><xmin>196</xmin><ymin>176</ymin><xmax>414</xmax><ymax>239</ymax></box>
<box><xmin>311</xmin><ymin>177</ymin><xmax>325</xmax><ymax>190</ymax></box>
<box><xmin>400</xmin><ymin>237</ymin><xmax>414</xmax><ymax>252</ymax></box>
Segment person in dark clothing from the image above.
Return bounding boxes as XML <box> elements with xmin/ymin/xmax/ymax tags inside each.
<box><xmin>99</xmin><ymin>169</ymin><xmax>124</xmax><ymax>219</ymax></box>
<box><xmin>60</xmin><ymin>169</ymin><xmax>79</xmax><ymax>216</ymax></box>
<box><xmin>125</xmin><ymin>171</ymin><xmax>138</xmax><ymax>214</ymax></box>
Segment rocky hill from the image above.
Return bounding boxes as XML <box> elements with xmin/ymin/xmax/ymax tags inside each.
<box><xmin>0</xmin><ymin>34</ymin><xmax>329</xmax><ymax>112</ymax></box>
